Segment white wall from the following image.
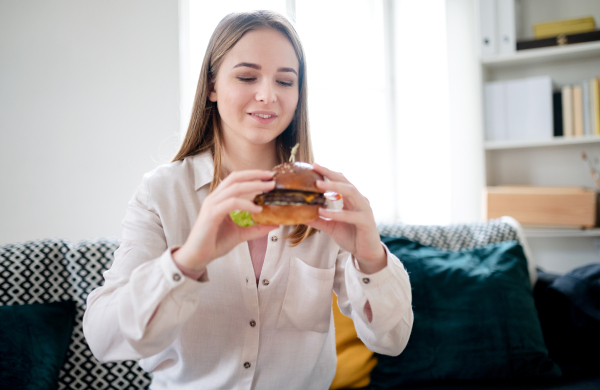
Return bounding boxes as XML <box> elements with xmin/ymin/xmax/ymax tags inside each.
<box><xmin>0</xmin><ymin>0</ymin><xmax>181</xmax><ymax>245</ymax></box>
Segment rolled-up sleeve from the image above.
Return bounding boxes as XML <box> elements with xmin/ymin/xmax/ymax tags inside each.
<box><xmin>83</xmin><ymin>173</ymin><xmax>207</xmax><ymax>363</ymax></box>
<box><xmin>334</xmin><ymin>244</ymin><xmax>413</xmax><ymax>356</ymax></box>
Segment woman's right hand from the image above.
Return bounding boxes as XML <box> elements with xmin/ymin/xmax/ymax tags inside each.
<box><xmin>173</xmin><ymin>170</ymin><xmax>278</xmax><ymax>271</ymax></box>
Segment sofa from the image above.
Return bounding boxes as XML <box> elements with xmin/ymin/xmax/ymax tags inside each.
<box><xmin>0</xmin><ymin>219</ymin><xmax>598</xmax><ymax>389</ymax></box>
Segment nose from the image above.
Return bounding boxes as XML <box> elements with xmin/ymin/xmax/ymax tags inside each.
<box><xmin>255</xmin><ymin>80</ymin><xmax>277</xmax><ymax>104</ymax></box>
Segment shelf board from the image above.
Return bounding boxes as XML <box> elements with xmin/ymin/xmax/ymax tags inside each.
<box><xmin>481</xmin><ymin>40</ymin><xmax>600</xmax><ymax>68</ymax></box>
<box><xmin>485</xmin><ymin>136</ymin><xmax>600</xmax><ymax>150</ymax></box>
<box><xmin>523</xmin><ymin>227</ymin><xmax>600</xmax><ymax>238</ymax></box>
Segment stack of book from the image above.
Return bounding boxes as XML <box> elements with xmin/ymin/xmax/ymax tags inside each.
<box><xmin>479</xmin><ymin>6</ymin><xmax>600</xmax><ymax>56</ymax></box>
<box><xmin>534</xmin><ymin>16</ymin><xmax>596</xmax><ymax>39</ymax></box>
<box><xmin>518</xmin><ymin>16</ymin><xmax>599</xmax><ymax>51</ymax></box>
<box><xmin>554</xmin><ymin>78</ymin><xmax>600</xmax><ymax>137</ymax></box>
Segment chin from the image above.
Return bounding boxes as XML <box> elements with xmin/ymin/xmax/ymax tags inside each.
<box><xmin>245</xmin><ymin>132</ymin><xmax>286</xmax><ymax>147</ymax></box>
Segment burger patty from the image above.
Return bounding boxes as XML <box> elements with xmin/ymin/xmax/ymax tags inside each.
<box><xmin>254</xmin><ymin>190</ymin><xmax>326</xmax><ymax>206</ymax></box>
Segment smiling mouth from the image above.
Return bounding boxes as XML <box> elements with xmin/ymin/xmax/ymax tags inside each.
<box><xmin>251</xmin><ymin>113</ymin><xmax>276</xmax><ymax>119</ymax></box>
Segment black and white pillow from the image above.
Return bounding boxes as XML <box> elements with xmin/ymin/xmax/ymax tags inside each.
<box><xmin>0</xmin><ymin>238</ymin><xmax>151</xmax><ymax>390</ymax></box>
<box><xmin>377</xmin><ymin>218</ymin><xmax>518</xmax><ymax>251</ymax></box>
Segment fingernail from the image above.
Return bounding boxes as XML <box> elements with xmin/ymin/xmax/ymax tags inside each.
<box><xmin>255</xmin><ymin>206</ymin><xmax>263</xmax><ymax>212</ymax></box>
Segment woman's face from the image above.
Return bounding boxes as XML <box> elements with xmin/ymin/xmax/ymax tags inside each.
<box><xmin>209</xmin><ymin>28</ymin><xmax>300</xmax><ymax>149</ymax></box>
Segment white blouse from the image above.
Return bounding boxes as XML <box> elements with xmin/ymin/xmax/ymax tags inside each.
<box><xmin>83</xmin><ymin>150</ymin><xmax>414</xmax><ymax>390</ymax></box>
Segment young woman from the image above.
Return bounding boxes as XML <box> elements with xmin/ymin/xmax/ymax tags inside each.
<box><xmin>83</xmin><ymin>10</ymin><xmax>413</xmax><ymax>390</ymax></box>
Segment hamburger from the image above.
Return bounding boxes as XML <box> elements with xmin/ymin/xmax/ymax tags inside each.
<box><xmin>251</xmin><ymin>162</ymin><xmax>327</xmax><ymax>225</ymax></box>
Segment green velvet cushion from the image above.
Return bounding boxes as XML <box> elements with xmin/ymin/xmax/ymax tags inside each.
<box><xmin>370</xmin><ymin>238</ymin><xmax>561</xmax><ymax>388</ymax></box>
<box><xmin>0</xmin><ymin>300</ymin><xmax>76</xmax><ymax>390</ymax></box>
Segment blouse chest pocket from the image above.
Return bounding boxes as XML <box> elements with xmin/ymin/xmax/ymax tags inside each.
<box><xmin>276</xmin><ymin>256</ymin><xmax>335</xmax><ymax>334</ymax></box>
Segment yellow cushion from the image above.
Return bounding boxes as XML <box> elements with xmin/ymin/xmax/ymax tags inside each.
<box><xmin>330</xmin><ymin>293</ymin><xmax>377</xmax><ymax>389</ymax></box>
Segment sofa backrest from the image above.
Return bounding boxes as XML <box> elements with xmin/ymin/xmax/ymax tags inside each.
<box><xmin>0</xmin><ymin>219</ymin><xmax>520</xmax><ymax>389</ymax></box>
<box><xmin>378</xmin><ymin>219</ymin><xmax>518</xmax><ymax>250</ymax></box>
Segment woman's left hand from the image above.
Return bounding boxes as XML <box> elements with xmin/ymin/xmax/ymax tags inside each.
<box><xmin>305</xmin><ymin>163</ymin><xmax>387</xmax><ymax>274</ymax></box>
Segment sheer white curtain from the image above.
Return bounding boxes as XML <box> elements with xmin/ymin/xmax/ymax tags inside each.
<box><xmin>390</xmin><ymin>0</ymin><xmax>453</xmax><ymax>225</ymax></box>
<box><xmin>295</xmin><ymin>1</ymin><xmax>396</xmax><ymax>222</ymax></box>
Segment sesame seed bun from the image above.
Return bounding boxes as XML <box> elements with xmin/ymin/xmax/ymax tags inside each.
<box><xmin>271</xmin><ymin>162</ymin><xmax>324</xmax><ymax>193</ymax></box>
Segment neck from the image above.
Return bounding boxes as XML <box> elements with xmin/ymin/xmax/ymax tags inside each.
<box><xmin>221</xmin><ymin>140</ymin><xmax>279</xmax><ymax>174</ymax></box>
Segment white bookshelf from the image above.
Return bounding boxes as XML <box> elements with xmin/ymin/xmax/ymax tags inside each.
<box><xmin>485</xmin><ymin>135</ymin><xmax>600</xmax><ymax>150</ymax></box>
<box><xmin>481</xmin><ymin>40</ymin><xmax>600</xmax><ymax>68</ymax></box>
<box><xmin>523</xmin><ymin>227</ymin><xmax>600</xmax><ymax>238</ymax></box>
<box><xmin>478</xmin><ymin>0</ymin><xmax>600</xmax><ymax>274</ymax></box>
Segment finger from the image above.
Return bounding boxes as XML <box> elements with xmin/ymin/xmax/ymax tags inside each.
<box><xmin>312</xmin><ymin>163</ymin><xmax>352</xmax><ymax>185</ymax></box>
<box><xmin>318</xmin><ymin>208</ymin><xmax>365</xmax><ymax>226</ymax></box>
<box><xmin>213</xmin><ymin>198</ymin><xmax>263</xmax><ymax>220</ymax></box>
<box><xmin>304</xmin><ymin>215</ymin><xmax>335</xmax><ymax>234</ymax></box>
<box><xmin>238</xmin><ymin>224</ymin><xmax>279</xmax><ymax>242</ymax></box>
<box><xmin>316</xmin><ymin>180</ymin><xmax>364</xmax><ymax>210</ymax></box>
<box><xmin>219</xmin><ymin>170</ymin><xmax>275</xmax><ymax>189</ymax></box>
<box><xmin>213</xmin><ymin>180</ymin><xmax>275</xmax><ymax>203</ymax></box>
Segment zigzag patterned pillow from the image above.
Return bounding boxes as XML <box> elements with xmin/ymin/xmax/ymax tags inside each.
<box><xmin>0</xmin><ymin>238</ymin><xmax>151</xmax><ymax>390</ymax></box>
<box><xmin>377</xmin><ymin>219</ymin><xmax>518</xmax><ymax>251</ymax></box>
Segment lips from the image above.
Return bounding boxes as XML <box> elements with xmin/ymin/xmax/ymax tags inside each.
<box><xmin>248</xmin><ymin>111</ymin><xmax>278</xmax><ymax>124</ymax></box>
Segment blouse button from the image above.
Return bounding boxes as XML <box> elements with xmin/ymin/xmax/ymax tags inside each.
<box><xmin>362</xmin><ymin>277</ymin><xmax>370</xmax><ymax>284</ymax></box>
<box><xmin>271</xmin><ymin>236</ymin><xmax>278</xmax><ymax>242</ymax></box>
<box><xmin>173</xmin><ymin>274</ymin><xmax>181</xmax><ymax>282</ymax></box>
<box><xmin>262</xmin><ymin>279</ymin><xmax>270</xmax><ymax>286</ymax></box>
<box><xmin>250</xmin><ymin>320</ymin><xmax>256</xmax><ymax>327</ymax></box>
<box><xmin>244</xmin><ymin>362</ymin><xmax>251</xmax><ymax>369</ymax></box>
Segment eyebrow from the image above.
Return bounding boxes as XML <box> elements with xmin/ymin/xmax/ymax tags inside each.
<box><xmin>233</xmin><ymin>62</ymin><xmax>298</xmax><ymax>76</ymax></box>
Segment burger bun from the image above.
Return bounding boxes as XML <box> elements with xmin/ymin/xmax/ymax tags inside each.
<box><xmin>251</xmin><ymin>204</ymin><xmax>320</xmax><ymax>226</ymax></box>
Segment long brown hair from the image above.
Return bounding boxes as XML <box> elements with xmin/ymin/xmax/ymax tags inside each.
<box><xmin>172</xmin><ymin>10</ymin><xmax>317</xmax><ymax>246</ymax></box>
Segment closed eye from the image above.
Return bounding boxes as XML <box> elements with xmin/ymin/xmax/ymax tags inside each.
<box><xmin>237</xmin><ymin>77</ymin><xmax>294</xmax><ymax>87</ymax></box>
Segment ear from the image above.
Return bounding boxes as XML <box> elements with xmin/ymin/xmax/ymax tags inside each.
<box><xmin>208</xmin><ymin>80</ymin><xmax>217</xmax><ymax>102</ymax></box>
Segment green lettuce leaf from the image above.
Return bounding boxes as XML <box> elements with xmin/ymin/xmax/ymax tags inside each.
<box><xmin>229</xmin><ymin>210</ymin><xmax>255</xmax><ymax>227</ymax></box>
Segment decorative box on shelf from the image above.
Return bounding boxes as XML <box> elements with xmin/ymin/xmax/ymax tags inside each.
<box><xmin>484</xmin><ymin>186</ymin><xmax>598</xmax><ymax>229</ymax></box>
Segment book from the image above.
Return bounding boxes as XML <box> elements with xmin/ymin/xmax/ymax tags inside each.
<box><xmin>553</xmin><ymin>91</ymin><xmax>563</xmax><ymax>137</ymax></box>
<box><xmin>484</xmin><ymin>81</ymin><xmax>507</xmax><ymax>141</ymax></box>
<box><xmin>573</xmin><ymin>85</ymin><xmax>584</xmax><ymax>136</ymax></box>
<box><xmin>497</xmin><ymin>0</ymin><xmax>516</xmax><ymax>54</ymax></box>
<box><xmin>505</xmin><ymin>76</ymin><xmax>553</xmax><ymax>141</ymax></box>
<box><xmin>562</xmin><ymin>85</ymin><xmax>573</xmax><ymax>137</ymax></box>
<box><xmin>517</xmin><ymin>30</ymin><xmax>600</xmax><ymax>51</ymax></box>
<box><xmin>594</xmin><ymin>78</ymin><xmax>600</xmax><ymax>135</ymax></box>
<box><xmin>533</xmin><ymin>16</ymin><xmax>596</xmax><ymax>39</ymax></box>
<box><xmin>591</xmin><ymin>79</ymin><xmax>599</xmax><ymax>136</ymax></box>
<box><xmin>583</xmin><ymin>81</ymin><xmax>591</xmax><ymax>136</ymax></box>
<box><xmin>479</xmin><ymin>0</ymin><xmax>498</xmax><ymax>57</ymax></box>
